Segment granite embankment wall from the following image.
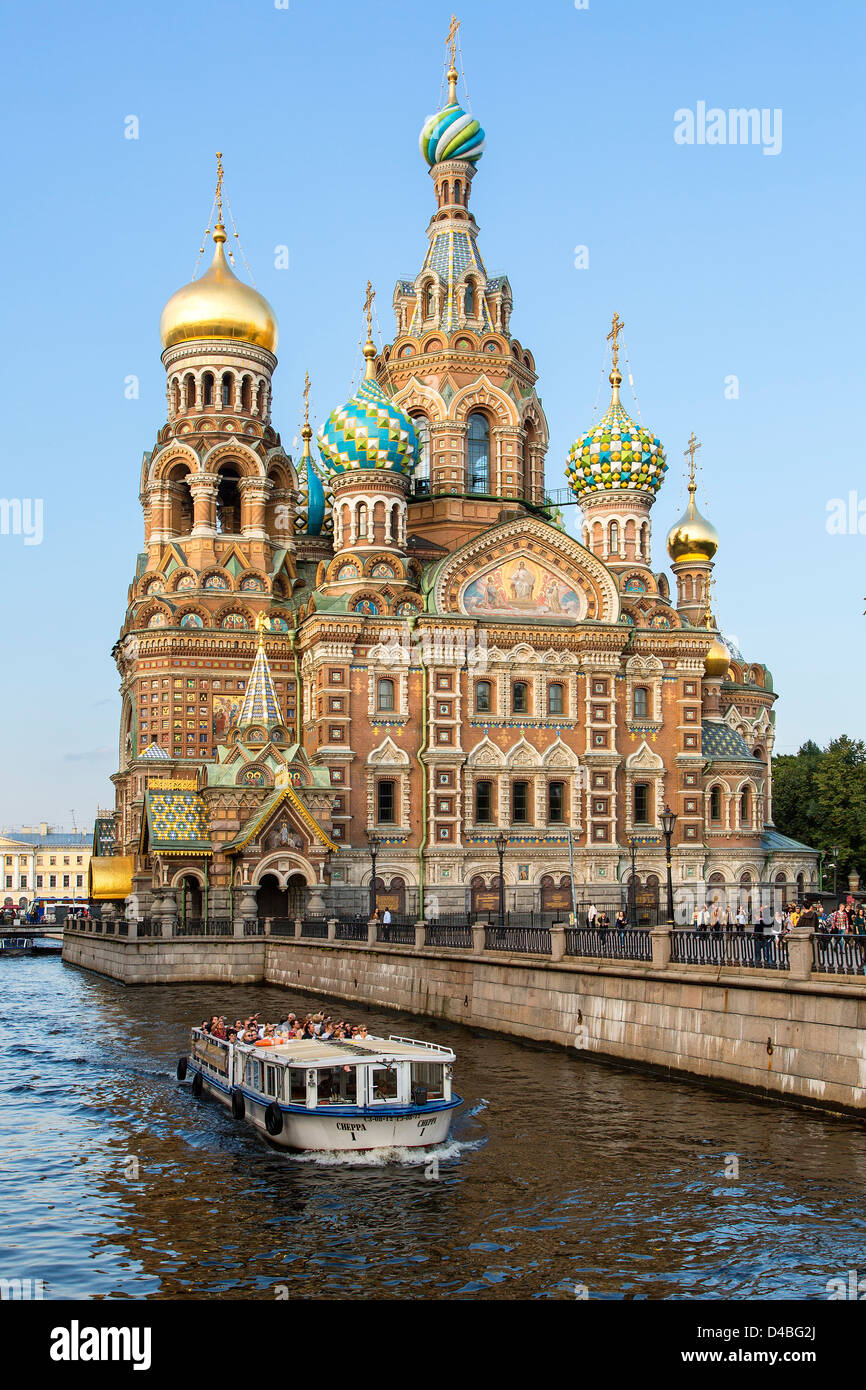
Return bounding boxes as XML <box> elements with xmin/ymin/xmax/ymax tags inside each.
<box><xmin>63</xmin><ymin>927</ymin><xmax>866</xmax><ymax>1115</ymax></box>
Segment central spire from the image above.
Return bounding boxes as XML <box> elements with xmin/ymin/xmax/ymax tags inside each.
<box><xmin>236</xmin><ymin>615</ymin><xmax>281</xmax><ymax>729</ymax></box>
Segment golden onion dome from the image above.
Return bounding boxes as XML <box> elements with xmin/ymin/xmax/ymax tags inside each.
<box><xmin>704</xmin><ymin>635</ymin><xmax>730</xmax><ymax>679</ymax></box>
<box><xmin>667</xmin><ymin>483</ymin><xmax>719</xmax><ymax>563</ymax></box>
<box><xmin>159</xmin><ymin>224</ymin><xmax>278</xmax><ymax>353</ymax></box>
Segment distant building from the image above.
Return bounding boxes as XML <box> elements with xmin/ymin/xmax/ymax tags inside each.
<box><xmin>0</xmin><ymin>825</ymin><xmax>93</xmax><ymax>907</ymax></box>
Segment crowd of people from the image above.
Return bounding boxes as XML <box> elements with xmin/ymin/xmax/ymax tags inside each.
<box><xmin>199</xmin><ymin>1012</ymin><xmax>372</xmax><ymax>1047</ymax></box>
<box><xmin>582</xmin><ymin>900</ymin><xmax>866</xmax><ymax>935</ymax></box>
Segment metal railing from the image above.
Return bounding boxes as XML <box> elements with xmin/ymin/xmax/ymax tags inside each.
<box><xmin>425</xmin><ymin>922</ymin><xmax>473</xmax><ymax>948</ymax></box>
<box><xmin>300</xmin><ymin>917</ymin><xmax>329</xmax><ymax>939</ymax></box>
<box><xmin>484</xmin><ymin>924</ymin><xmax>552</xmax><ymax>954</ymax></box>
<box><xmin>671</xmin><ymin>929</ymin><xmax>789</xmax><ymax>970</ymax></box>
<box><xmin>243</xmin><ymin>920</ymin><xmax>265</xmax><ymax>936</ymax></box>
<box><xmin>336</xmin><ymin>918</ymin><xmax>369</xmax><ymax>941</ymax></box>
<box><xmin>566</xmin><ymin>927</ymin><xmax>652</xmax><ymax>961</ymax></box>
<box><xmin>812</xmin><ymin>932</ymin><xmax>866</xmax><ymax>975</ymax></box>
<box><xmin>377</xmin><ymin>921</ymin><xmax>416</xmax><ymax>945</ymax></box>
<box><xmin>269</xmin><ymin>918</ymin><xmax>297</xmax><ymax>937</ymax></box>
<box><xmin>174</xmin><ymin>918</ymin><xmax>232</xmax><ymax>937</ymax></box>
<box><xmin>136</xmin><ymin>918</ymin><xmax>162</xmax><ymax>938</ymax></box>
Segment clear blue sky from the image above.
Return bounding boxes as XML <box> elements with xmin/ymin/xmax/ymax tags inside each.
<box><xmin>2</xmin><ymin>0</ymin><xmax>863</xmax><ymax>828</ymax></box>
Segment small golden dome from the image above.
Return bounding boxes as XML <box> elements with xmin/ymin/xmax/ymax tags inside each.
<box><xmin>667</xmin><ymin>484</ymin><xmax>719</xmax><ymax>563</ymax></box>
<box><xmin>159</xmin><ymin>225</ymin><xmax>278</xmax><ymax>353</ymax></box>
<box><xmin>704</xmin><ymin>636</ymin><xmax>730</xmax><ymax>679</ymax></box>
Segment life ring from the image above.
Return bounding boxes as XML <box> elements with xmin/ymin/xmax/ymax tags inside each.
<box><xmin>191</xmin><ymin>1070</ymin><xmax>203</xmax><ymax>1098</ymax></box>
<box><xmin>231</xmin><ymin>1089</ymin><xmax>245</xmax><ymax>1121</ymax></box>
<box><xmin>255</xmin><ymin>1038</ymin><xmax>277</xmax><ymax>1047</ymax></box>
<box><xmin>176</xmin><ymin>1056</ymin><xmax>188</xmax><ymax>1081</ymax></box>
<box><xmin>264</xmin><ymin>1101</ymin><xmax>283</xmax><ymax>1136</ymax></box>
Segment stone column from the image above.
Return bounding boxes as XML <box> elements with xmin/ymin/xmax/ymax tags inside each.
<box><xmin>786</xmin><ymin>927</ymin><xmax>813</xmax><ymax>981</ymax></box>
<box><xmin>650</xmin><ymin>923</ymin><xmax>672</xmax><ymax>970</ymax></box>
<box><xmin>414</xmin><ymin>921</ymin><xmax>426</xmax><ymax>948</ymax></box>
<box><xmin>472</xmin><ymin>922</ymin><xmax>486</xmax><ymax>954</ymax></box>
<box><xmin>161</xmin><ymin>887</ymin><xmax>178</xmax><ymax>936</ymax></box>
<box><xmin>239</xmin><ymin>477</ymin><xmax>270</xmax><ymax>540</ymax></box>
<box><xmin>236</xmin><ymin>883</ymin><xmax>258</xmax><ymax>938</ymax></box>
<box><xmin>367</xmin><ymin>918</ymin><xmax>378</xmax><ymax>945</ymax></box>
<box><xmin>550</xmin><ymin>922</ymin><xmax>566</xmax><ymax>962</ymax></box>
<box><xmin>189</xmin><ymin>474</ymin><xmax>218</xmax><ymax>537</ymax></box>
<box><xmin>327</xmin><ymin>918</ymin><xmax>338</xmax><ymax>941</ymax></box>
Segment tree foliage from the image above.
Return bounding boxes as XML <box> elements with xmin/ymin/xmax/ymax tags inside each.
<box><xmin>773</xmin><ymin>736</ymin><xmax>866</xmax><ymax>886</ymax></box>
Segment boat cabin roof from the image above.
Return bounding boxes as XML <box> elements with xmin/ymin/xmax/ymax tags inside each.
<box><xmin>236</xmin><ymin>1035</ymin><xmax>454</xmax><ymax>1066</ymax></box>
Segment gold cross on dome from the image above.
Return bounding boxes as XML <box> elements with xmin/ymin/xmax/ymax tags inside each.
<box><xmin>446</xmin><ymin>14</ymin><xmax>460</xmax><ymax>67</ymax></box>
<box><xmin>684</xmin><ymin>431</ymin><xmax>701</xmax><ymax>488</ymax></box>
<box><xmin>255</xmin><ymin>610</ymin><xmax>270</xmax><ymax>642</ymax></box>
<box><xmin>607</xmin><ymin>312</ymin><xmax>624</xmax><ymax>371</ymax></box>
<box><xmin>214</xmin><ymin>151</ymin><xmax>224</xmax><ymax>223</ymax></box>
<box><xmin>363</xmin><ymin>280</ymin><xmax>375</xmax><ymax>339</ymax></box>
<box><xmin>303</xmin><ymin>370</ymin><xmax>311</xmax><ymax>425</ymax></box>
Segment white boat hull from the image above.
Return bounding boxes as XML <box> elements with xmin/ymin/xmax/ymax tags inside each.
<box><xmin>198</xmin><ymin>1073</ymin><xmax>458</xmax><ymax>1152</ymax></box>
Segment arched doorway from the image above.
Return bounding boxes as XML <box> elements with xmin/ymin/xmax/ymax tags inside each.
<box><xmin>258</xmin><ymin>873</ymin><xmax>288</xmax><ymax>919</ymax></box>
<box><xmin>471</xmin><ymin>874</ymin><xmax>501</xmax><ymax>915</ymax></box>
<box><xmin>374</xmin><ymin>876</ymin><xmax>406</xmax><ymax>917</ymax></box>
<box><xmin>286</xmin><ymin>873</ymin><xmax>308</xmax><ymax>917</ymax></box>
<box><xmin>179</xmin><ymin>874</ymin><xmax>202</xmax><ymax>923</ymax></box>
<box><xmin>540</xmin><ymin>874</ymin><xmax>572</xmax><ymax>917</ymax></box>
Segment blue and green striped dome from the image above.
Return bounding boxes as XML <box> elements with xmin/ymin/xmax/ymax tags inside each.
<box><xmin>566</xmin><ymin>380</ymin><xmax>667</xmax><ymax>500</ymax></box>
<box><xmin>317</xmin><ymin>370</ymin><xmax>417</xmax><ymax>476</ymax></box>
<box><xmin>419</xmin><ymin>101</ymin><xmax>485</xmax><ymax>166</ymax></box>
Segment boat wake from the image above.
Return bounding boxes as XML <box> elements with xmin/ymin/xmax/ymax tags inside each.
<box><xmin>280</xmin><ymin>1134</ymin><xmax>486</xmax><ymax>1168</ymax></box>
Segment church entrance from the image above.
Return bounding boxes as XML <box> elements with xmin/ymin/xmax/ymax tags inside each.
<box><xmin>179</xmin><ymin>875</ymin><xmax>202</xmax><ymax>923</ymax></box>
<box><xmin>286</xmin><ymin>873</ymin><xmax>308</xmax><ymax>917</ymax></box>
<box><xmin>258</xmin><ymin>873</ymin><xmax>288</xmax><ymax>919</ymax></box>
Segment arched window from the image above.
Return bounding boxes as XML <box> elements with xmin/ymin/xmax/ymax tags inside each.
<box><xmin>377</xmin><ymin>678</ymin><xmax>395</xmax><ymax>712</ymax></box>
<box><xmin>202</xmin><ymin>372</ymin><xmax>214</xmax><ymax>407</ymax></box>
<box><xmin>467</xmin><ymin>412</ymin><xmax>489</xmax><ymax>494</ymax></box>
<box><xmin>464</xmin><ymin>280</ymin><xmax>475</xmax><ymax>316</ymax></box>
<box><xmin>609</xmin><ymin>520</ymin><xmax>619</xmax><ymax>555</ymax></box>
<box><xmin>454</xmin><ymin>179</ymin><xmax>462</xmax><ymax>204</ymax></box>
<box><xmin>184</xmin><ymin>373</ymin><xmax>196</xmax><ymax>409</ymax></box>
<box><xmin>356</xmin><ymin>502</ymin><xmax>368</xmax><ymax>540</ymax></box>
<box><xmin>512</xmin><ymin>681</ymin><xmax>528</xmax><ymax>714</ymax></box>
<box><xmin>548</xmin><ymin>683</ymin><xmax>564</xmax><ymax>716</ymax></box>
<box><xmin>424</xmin><ymin>283</ymin><xmax>434</xmax><ymax>318</ymax></box>
<box><xmin>475</xmin><ymin>780</ymin><xmax>493</xmax><ymax>823</ymax></box>
<box><xmin>548</xmin><ymin>781</ymin><xmax>565</xmax><ymax>823</ymax></box>
<box><xmin>221</xmin><ymin>372</ymin><xmax>233</xmax><ymax>407</ymax></box>
<box><xmin>739</xmin><ymin>786</ymin><xmax>751</xmax><ymax>827</ymax></box>
<box><xmin>633</xmin><ymin>687</ymin><xmax>649</xmax><ymax>719</ymax></box>
<box><xmin>215</xmin><ymin>467</ymin><xmax>241</xmax><ymax>534</ymax></box>
<box><xmin>640</xmin><ymin>522</ymin><xmax>648</xmax><ymax>559</ymax></box>
<box><xmin>171</xmin><ymin>379</ymin><xmax>180</xmax><ymax>414</ymax></box>
<box><xmin>410</xmin><ymin>413</ymin><xmax>430</xmax><ymax>494</ymax></box>
<box><xmin>256</xmin><ymin>381</ymin><xmax>267</xmax><ymax>416</ymax></box>
<box><xmin>376</xmin><ymin>780</ymin><xmax>396</xmax><ymax>824</ymax></box>
<box><xmin>709</xmin><ymin>785</ymin><xmax>723</xmax><ymax>822</ymax></box>
<box><xmin>475</xmin><ymin>680</ymin><xmax>492</xmax><ymax>713</ymax></box>
<box><xmin>241</xmin><ymin>375</ymin><xmax>252</xmax><ymax>412</ymax></box>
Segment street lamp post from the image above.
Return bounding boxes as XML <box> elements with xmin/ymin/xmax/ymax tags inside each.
<box><xmin>831</xmin><ymin>843</ymin><xmax>840</xmax><ymax>898</ymax></box>
<box><xmin>368</xmin><ymin>833</ymin><xmax>380</xmax><ymax>918</ymax></box>
<box><xmin>494</xmin><ymin>832</ymin><xmax>508</xmax><ymax>929</ymax></box>
<box><xmin>659</xmin><ymin>806</ymin><xmax>677</xmax><ymax>927</ymax></box>
<box><xmin>628</xmin><ymin>836</ymin><xmax>638</xmax><ymax>929</ymax></box>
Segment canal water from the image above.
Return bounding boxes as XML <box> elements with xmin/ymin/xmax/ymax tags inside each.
<box><xmin>2</xmin><ymin>957</ymin><xmax>865</xmax><ymax>1300</ymax></box>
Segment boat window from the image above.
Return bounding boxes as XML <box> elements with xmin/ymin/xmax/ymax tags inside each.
<box><xmin>245</xmin><ymin>1058</ymin><xmax>261</xmax><ymax>1091</ymax></box>
<box><xmin>288</xmin><ymin>1068</ymin><xmax>307</xmax><ymax>1104</ymax></box>
<box><xmin>316</xmin><ymin>1067</ymin><xmax>358</xmax><ymax>1106</ymax></box>
<box><xmin>368</xmin><ymin>1065</ymin><xmax>401</xmax><ymax>1104</ymax></box>
<box><xmin>264</xmin><ymin>1064</ymin><xmax>280</xmax><ymax>1097</ymax></box>
<box><xmin>410</xmin><ymin>1062</ymin><xmax>445</xmax><ymax>1100</ymax></box>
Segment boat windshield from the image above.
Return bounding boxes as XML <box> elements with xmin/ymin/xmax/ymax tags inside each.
<box><xmin>316</xmin><ymin>1066</ymin><xmax>358</xmax><ymax>1106</ymax></box>
<box><xmin>410</xmin><ymin>1061</ymin><xmax>445</xmax><ymax>1100</ymax></box>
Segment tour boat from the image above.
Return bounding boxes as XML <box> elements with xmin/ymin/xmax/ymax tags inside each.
<box><xmin>179</xmin><ymin>1028</ymin><xmax>461</xmax><ymax>1153</ymax></box>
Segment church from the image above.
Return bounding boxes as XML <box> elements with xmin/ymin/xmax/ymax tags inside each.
<box><xmin>89</xmin><ymin>28</ymin><xmax>818</xmax><ymax>927</ymax></box>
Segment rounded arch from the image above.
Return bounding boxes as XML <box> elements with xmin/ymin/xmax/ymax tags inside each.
<box><xmin>450</xmin><ymin>379</ymin><xmax>520</xmax><ymax>428</ymax></box>
<box><xmin>200</xmin><ymin>439</ymin><xmax>266</xmax><ymax>480</ymax></box>
<box><xmin>150</xmin><ymin>441</ymin><xmax>201</xmax><ymax>484</ymax></box>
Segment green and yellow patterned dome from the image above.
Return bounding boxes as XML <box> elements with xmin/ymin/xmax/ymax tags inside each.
<box><xmin>566</xmin><ymin>366</ymin><xmax>667</xmax><ymax>500</ymax></box>
<box><xmin>419</xmin><ymin>59</ymin><xmax>485</xmax><ymax>166</ymax></box>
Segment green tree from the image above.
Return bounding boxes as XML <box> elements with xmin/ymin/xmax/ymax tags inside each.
<box><xmin>773</xmin><ymin>736</ymin><xmax>866</xmax><ymax>889</ymax></box>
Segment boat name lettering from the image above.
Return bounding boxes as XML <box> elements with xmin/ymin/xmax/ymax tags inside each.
<box><xmin>336</xmin><ymin>1122</ymin><xmax>368</xmax><ymax>1132</ymax></box>
<box><xmin>418</xmin><ymin>1117</ymin><xmax>437</xmax><ymax>1130</ymax></box>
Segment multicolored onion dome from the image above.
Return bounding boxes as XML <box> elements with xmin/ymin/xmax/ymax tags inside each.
<box><xmin>566</xmin><ymin>370</ymin><xmax>667</xmax><ymax>500</ymax></box>
<box><xmin>419</xmin><ymin>98</ymin><xmax>485</xmax><ymax>166</ymax></box>
<box><xmin>295</xmin><ymin>424</ymin><xmax>326</xmax><ymax>535</ymax></box>
<box><xmin>317</xmin><ymin>345</ymin><xmax>417</xmax><ymax>475</ymax></box>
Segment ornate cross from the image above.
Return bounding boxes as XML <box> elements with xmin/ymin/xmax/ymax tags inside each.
<box><xmin>363</xmin><ymin>280</ymin><xmax>375</xmax><ymax>339</ymax></box>
<box><xmin>607</xmin><ymin>311</ymin><xmax>624</xmax><ymax>371</ymax></box>
<box><xmin>303</xmin><ymin>370</ymin><xmax>311</xmax><ymax>426</ymax></box>
<box><xmin>214</xmin><ymin>151</ymin><xmax>224</xmax><ymax>223</ymax></box>
<box><xmin>684</xmin><ymin>430</ymin><xmax>701</xmax><ymax>488</ymax></box>
<box><xmin>446</xmin><ymin>14</ymin><xmax>460</xmax><ymax>67</ymax></box>
<box><xmin>255</xmin><ymin>610</ymin><xmax>270</xmax><ymax>641</ymax></box>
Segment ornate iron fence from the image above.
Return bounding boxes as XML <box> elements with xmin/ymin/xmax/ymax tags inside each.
<box><xmin>174</xmin><ymin>918</ymin><xmax>232</xmax><ymax>937</ymax></box>
<box><xmin>269</xmin><ymin>918</ymin><xmax>297</xmax><ymax>937</ymax></box>
<box><xmin>671</xmin><ymin>929</ymin><xmax>789</xmax><ymax>970</ymax></box>
<box><xmin>425</xmin><ymin>922</ymin><xmax>473</xmax><ymax>948</ymax></box>
<box><xmin>376</xmin><ymin>922</ymin><xmax>416</xmax><ymax>945</ymax></box>
<box><xmin>565</xmin><ymin>927</ymin><xmax>652</xmax><ymax>961</ymax></box>
<box><xmin>484</xmin><ymin>924</ymin><xmax>552</xmax><ymax>954</ymax></box>
<box><xmin>812</xmin><ymin>932</ymin><xmax>866</xmax><ymax>975</ymax></box>
<box><xmin>336</xmin><ymin>918</ymin><xmax>369</xmax><ymax>942</ymax></box>
<box><xmin>300</xmin><ymin>917</ymin><xmax>329</xmax><ymax>939</ymax></box>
